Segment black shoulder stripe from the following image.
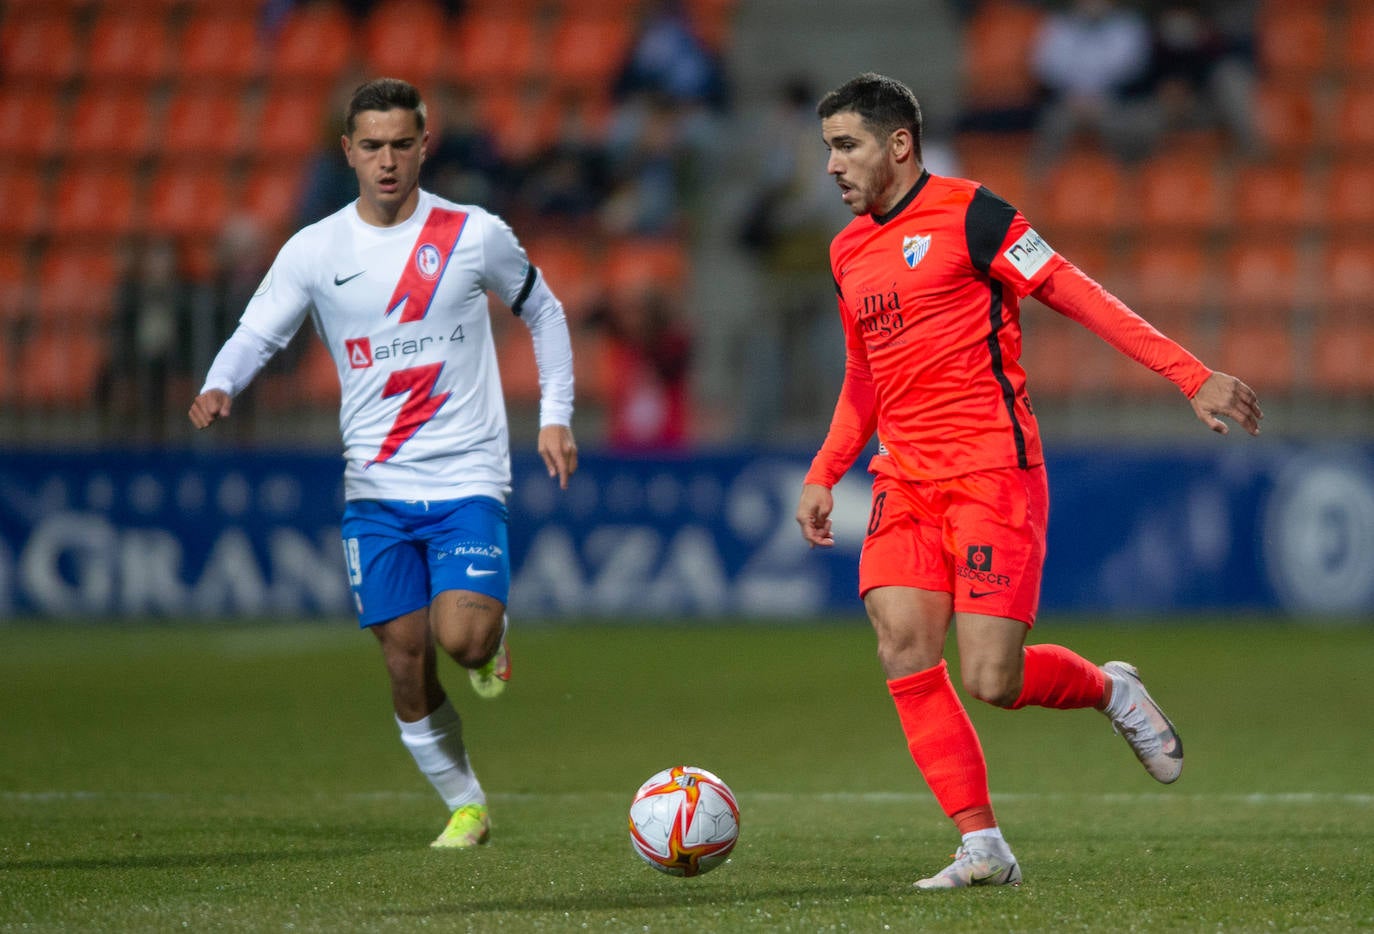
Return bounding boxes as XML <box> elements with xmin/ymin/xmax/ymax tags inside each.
<box><xmin>510</xmin><ymin>264</ymin><xmax>538</xmax><ymax>316</ymax></box>
<box><xmin>833</xmin><ymin>276</ymin><xmax>842</xmax><ymax>296</ymax></box>
<box><xmin>965</xmin><ymin>186</ymin><xmax>1017</xmax><ymax>275</ymax></box>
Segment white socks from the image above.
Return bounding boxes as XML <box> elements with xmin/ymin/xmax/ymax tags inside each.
<box><xmin>396</xmin><ymin>697</ymin><xmax>484</xmax><ymax>811</ymax></box>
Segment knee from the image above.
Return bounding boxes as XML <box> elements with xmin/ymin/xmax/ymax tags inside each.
<box><xmin>435</xmin><ymin>609</ymin><xmax>504</xmax><ymax>670</ymax></box>
<box><xmin>961</xmin><ymin>664</ymin><xmax>1022</xmax><ymax>709</ymax></box>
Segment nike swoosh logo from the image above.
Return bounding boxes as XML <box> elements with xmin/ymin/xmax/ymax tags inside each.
<box><xmin>969</xmin><ymin>589</ymin><xmax>1001</xmax><ymax>599</ymax></box>
<box><xmin>465</xmin><ymin>565</ymin><xmax>498</xmax><ymax>578</ymax></box>
<box><xmin>333</xmin><ymin>270</ymin><xmax>365</xmax><ymax>286</ymax></box>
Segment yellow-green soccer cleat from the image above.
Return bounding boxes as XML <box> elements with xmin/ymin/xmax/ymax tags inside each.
<box><xmin>469</xmin><ymin>639</ymin><xmax>511</xmax><ymax>699</ymax></box>
<box><xmin>431</xmin><ymin>803</ymin><xmax>490</xmax><ymax>849</ymax></box>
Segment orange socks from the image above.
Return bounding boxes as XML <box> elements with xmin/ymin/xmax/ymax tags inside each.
<box><xmin>1011</xmin><ymin>643</ymin><xmax>1107</xmax><ymax>710</ymax></box>
<box><xmin>888</xmin><ymin>660</ymin><xmax>995</xmax><ymax>832</ymax></box>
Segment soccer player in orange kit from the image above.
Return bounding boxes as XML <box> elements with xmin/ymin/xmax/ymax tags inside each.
<box><xmin>795</xmin><ymin>73</ymin><xmax>1262</xmax><ymax>889</ymax></box>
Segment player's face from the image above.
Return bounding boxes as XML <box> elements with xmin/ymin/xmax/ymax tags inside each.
<box><xmin>342</xmin><ymin>108</ymin><xmax>428</xmax><ymax>226</ymax></box>
<box><xmin>821</xmin><ymin>111</ymin><xmax>899</xmax><ymax>217</ymax></box>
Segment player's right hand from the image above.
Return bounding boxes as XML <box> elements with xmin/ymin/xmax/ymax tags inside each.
<box><xmin>796</xmin><ymin>483</ymin><xmax>835</xmax><ymax>548</ymax></box>
<box><xmin>188</xmin><ymin>389</ymin><xmax>232</xmax><ymax>429</ymax></box>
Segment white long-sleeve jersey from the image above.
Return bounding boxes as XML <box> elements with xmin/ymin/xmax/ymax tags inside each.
<box><xmin>202</xmin><ymin>190</ymin><xmax>575</xmax><ymax>503</ymax></box>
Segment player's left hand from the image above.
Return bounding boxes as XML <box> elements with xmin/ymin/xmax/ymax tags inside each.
<box><xmin>538</xmin><ymin>424</ymin><xmax>578</xmax><ymax>490</ymax></box>
<box><xmin>1190</xmin><ymin>371</ymin><xmax>1263</xmax><ymax>436</ymax></box>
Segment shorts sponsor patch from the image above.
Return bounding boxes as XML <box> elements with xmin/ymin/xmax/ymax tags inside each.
<box><xmin>1002</xmin><ymin>229</ymin><xmax>1054</xmax><ymax>280</ymax></box>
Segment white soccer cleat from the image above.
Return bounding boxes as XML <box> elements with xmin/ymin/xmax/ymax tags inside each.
<box><xmin>913</xmin><ymin>842</ymin><xmax>1023</xmax><ymax>890</ymax></box>
<box><xmin>1103</xmin><ymin>660</ymin><xmax>1184</xmax><ymax>784</ymax></box>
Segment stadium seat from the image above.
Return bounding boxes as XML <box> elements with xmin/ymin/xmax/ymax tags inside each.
<box><xmin>50</xmin><ymin>167</ymin><xmax>140</xmax><ymax>238</ymax></box>
<box><xmin>162</xmin><ymin>88</ymin><xmax>252</xmax><ymax>162</ymax></box>
<box><xmin>953</xmin><ymin>134</ymin><xmax>1034</xmax><ymax>214</ymax></box>
<box><xmin>147</xmin><ymin>166</ymin><xmax>235</xmax><ymax>241</ymax></box>
<box><xmin>524</xmin><ymin>237</ymin><xmax>599</xmax><ymax>323</ymax></box>
<box><xmin>362</xmin><ymin>0</ymin><xmax>448</xmax><ymax>89</ymax></box>
<box><xmin>1220</xmin><ymin>241</ymin><xmax>1304</xmax><ymax>314</ymax></box>
<box><xmin>67</xmin><ymin>88</ymin><xmax>160</xmax><ymax>162</ymax></box>
<box><xmin>1122</xmin><ymin>241</ymin><xmax>1213</xmax><ymax>317</ymax></box>
<box><xmin>1111</xmin><ymin>311</ymin><xmax>1210</xmax><ymax>396</ymax></box>
<box><xmin>1310</xmin><ymin>320</ymin><xmax>1374</xmax><ymax>394</ymax></box>
<box><xmin>959</xmin><ymin>0</ymin><xmax>1044</xmax><ymax>114</ymax></box>
<box><xmin>1252</xmin><ymin>82</ymin><xmax>1320</xmax><ymax>157</ymax></box>
<box><xmin>605</xmin><ymin>238</ymin><xmax>688</xmax><ymax>296</ymax></box>
<box><xmin>176</xmin><ymin>9</ymin><xmax>264</xmax><ymax>85</ymax></box>
<box><xmin>1326</xmin><ymin>161</ymin><xmax>1374</xmax><ymax>231</ymax></box>
<box><xmin>294</xmin><ymin>338</ymin><xmax>341</xmax><ymax>406</ymax></box>
<box><xmin>1233</xmin><ymin>163</ymin><xmax>1321</xmax><ymax>232</ymax></box>
<box><xmin>1331</xmin><ymin>85</ymin><xmax>1374</xmax><ymax>153</ymax></box>
<box><xmin>0</xmin><ymin>168</ymin><xmax>50</xmax><ymax>240</ymax></box>
<box><xmin>1019</xmin><ymin>305</ymin><xmax>1106</xmax><ymax>398</ymax></box>
<box><xmin>84</xmin><ymin>10</ymin><xmax>172</xmax><ymax>84</ymax></box>
<box><xmin>268</xmin><ymin>2</ymin><xmax>354</xmax><ymax>84</ymax></box>
<box><xmin>547</xmin><ymin>13</ymin><xmax>634</xmax><ymax>91</ymax></box>
<box><xmin>479</xmin><ymin>84</ymin><xmax>561</xmax><ymax>162</ymax></box>
<box><xmin>1037</xmin><ymin>151</ymin><xmax>1128</xmax><ymax>237</ymax></box>
<box><xmin>0</xmin><ymin>248</ymin><xmax>31</xmax><ymax>325</ymax></box>
<box><xmin>0</xmin><ymin>13</ymin><xmax>82</xmax><ymax>85</ymax></box>
<box><xmin>34</xmin><ymin>245</ymin><xmax>122</xmax><ymax>323</ymax></box>
<box><xmin>1214</xmin><ymin>314</ymin><xmax>1298</xmax><ymax>395</ymax></box>
<box><xmin>1138</xmin><ymin>152</ymin><xmax>1228</xmax><ymax>233</ymax></box>
<box><xmin>1341</xmin><ymin>7</ymin><xmax>1374</xmax><ymax>76</ymax></box>
<box><xmin>684</xmin><ymin>0</ymin><xmax>737</xmax><ymax>51</ymax></box>
<box><xmin>1257</xmin><ymin>6</ymin><xmax>1331</xmax><ymax>78</ymax></box>
<box><xmin>12</xmin><ymin>325</ymin><xmax>109</xmax><ymax>409</ymax></box>
<box><xmin>447</xmin><ymin>12</ymin><xmax>544</xmax><ymax>88</ymax></box>
<box><xmin>1320</xmin><ymin>239</ymin><xmax>1374</xmax><ymax>315</ymax></box>
<box><xmin>242</xmin><ymin>165</ymin><xmax>308</xmax><ymax>235</ymax></box>
<box><xmin>0</xmin><ymin>88</ymin><xmax>64</xmax><ymax>164</ymax></box>
<box><xmin>258</xmin><ymin>85</ymin><xmax>335</xmax><ymax>159</ymax></box>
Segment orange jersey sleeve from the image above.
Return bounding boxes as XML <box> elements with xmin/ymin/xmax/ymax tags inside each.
<box><xmin>1032</xmin><ymin>261</ymin><xmax>1212</xmax><ymax>398</ymax></box>
<box><xmin>805</xmin><ymin>287</ymin><xmax>877</xmax><ymax>488</ymax></box>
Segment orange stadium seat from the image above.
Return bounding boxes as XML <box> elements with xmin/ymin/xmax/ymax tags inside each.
<box><xmin>67</xmin><ymin>88</ymin><xmax>160</xmax><ymax>162</ymax></box>
<box><xmin>1331</xmin><ymin>85</ymin><xmax>1374</xmax><ymax>153</ymax></box>
<box><xmin>954</xmin><ymin>134</ymin><xmax>1034</xmax><ymax>213</ymax></box>
<box><xmin>258</xmin><ymin>85</ymin><xmax>335</xmax><ymax>158</ymax></box>
<box><xmin>1220</xmin><ymin>241</ymin><xmax>1304</xmax><ymax>314</ymax></box>
<box><xmin>50</xmin><ymin>167</ymin><xmax>140</xmax><ymax>239</ymax></box>
<box><xmin>1311</xmin><ymin>320</ymin><xmax>1374</xmax><ymax>393</ymax></box>
<box><xmin>605</xmin><ymin>238</ymin><xmax>688</xmax><ymax>296</ymax></box>
<box><xmin>268</xmin><ymin>2</ymin><xmax>355</xmax><ymax>84</ymax></box>
<box><xmin>495</xmin><ymin>326</ymin><xmax>542</xmax><ymax>404</ymax></box>
<box><xmin>1233</xmin><ymin>163</ymin><xmax>1321</xmax><ymax>232</ymax></box>
<box><xmin>480</xmin><ymin>85</ymin><xmax>561</xmax><ymax>162</ymax></box>
<box><xmin>1037</xmin><ymin>151</ymin><xmax>1128</xmax><ymax>237</ymax></box>
<box><xmin>1252</xmin><ymin>83</ymin><xmax>1320</xmax><ymax>156</ymax></box>
<box><xmin>1019</xmin><ymin>305</ymin><xmax>1107</xmax><ymax>398</ymax></box>
<box><xmin>1327</xmin><ymin>162</ymin><xmax>1374</xmax><ymax>230</ymax></box>
<box><xmin>1122</xmin><ymin>241</ymin><xmax>1214</xmax><ymax>317</ymax></box>
<box><xmin>684</xmin><ymin>0</ymin><xmax>737</xmax><ymax>51</ymax></box>
<box><xmin>362</xmin><ymin>0</ymin><xmax>448</xmax><ymax>89</ymax></box>
<box><xmin>13</xmin><ymin>325</ymin><xmax>109</xmax><ymax>409</ymax></box>
<box><xmin>524</xmin><ymin>237</ymin><xmax>599</xmax><ymax>323</ymax></box>
<box><xmin>1138</xmin><ymin>152</ymin><xmax>1228</xmax><ymax>233</ymax></box>
<box><xmin>293</xmin><ymin>338</ymin><xmax>341</xmax><ymax>407</ymax></box>
<box><xmin>547</xmin><ymin>13</ymin><xmax>634</xmax><ymax>91</ymax></box>
<box><xmin>177</xmin><ymin>9</ymin><xmax>264</xmax><ymax>84</ymax></box>
<box><xmin>0</xmin><ymin>14</ymin><xmax>83</xmax><ymax>85</ymax></box>
<box><xmin>447</xmin><ymin>13</ymin><xmax>544</xmax><ymax>87</ymax></box>
<box><xmin>1257</xmin><ymin>6</ymin><xmax>1331</xmax><ymax>78</ymax></box>
<box><xmin>34</xmin><ymin>245</ymin><xmax>122</xmax><ymax>323</ymax></box>
<box><xmin>0</xmin><ymin>168</ymin><xmax>51</xmax><ymax>240</ymax></box>
<box><xmin>1342</xmin><ymin>7</ymin><xmax>1374</xmax><ymax>75</ymax></box>
<box><xmin>84</xmin><ymin>10</ymin><xmax>172</xmax><ymax>84</ymax></box>
<box><xmin>242</xmin><ymin>165</ymin><xmax>307</xmax><ymax>235</ymax></box>
<box><xmin>1320</xmin><ymin>239</ymin><xmax>1374</xmax><ymax>315</ymax></box>
<box><xmin>1214</xmin><ymin>314</ymin><xmax>1297</xmax><ymax>395</ymax></box>
<box><xmin>0</xmin><ymin>249</ymin><xmax>32</xmax><ymax>325</ymax></box>
<box><xmin>960</xmin><ymin>0</ymin><xmax>1044</xmax><ymax>111</ymax></box>
<box><xmin>0</xmin><ymin>89</ymin><xmax>64</xmax><ymax>164</ymax></box>
<box><xmin>147</xmin><ymin>166</ymin><xmax>235</xmax><ymax>241</ymax></box>
<box><xmin>162</xmin><ymin>88</ymin><xmax>252</xmax><ymax>162</ymax></box>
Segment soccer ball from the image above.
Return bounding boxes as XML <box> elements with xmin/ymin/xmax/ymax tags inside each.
<box><xmin>628</xmin><ymin>765</ymin><xmax>740</xmax><ymax>877</ymax></box>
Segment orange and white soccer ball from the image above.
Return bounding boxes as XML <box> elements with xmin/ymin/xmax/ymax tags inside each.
<box><xmin>628</xmin><ymin>765</ymin><xmax>740</xmax><ymax>877</ymax></box>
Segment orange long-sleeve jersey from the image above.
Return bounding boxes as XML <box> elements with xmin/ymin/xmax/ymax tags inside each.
<box><xmin>805</xmin><ymin>172</ymin><xmax>1212</xmax><ymax>487</ymax></box>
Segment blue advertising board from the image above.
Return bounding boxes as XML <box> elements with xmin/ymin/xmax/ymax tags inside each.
<box><xmin>1</xmin><ymin>443</ymin><xmax>1372</xmax><ymax>620</ymax></box>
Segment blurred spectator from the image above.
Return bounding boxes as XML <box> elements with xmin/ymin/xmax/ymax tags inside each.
<box><xmin>613</xmin><ymin>0</ymin><xmax>729</xmax><ymax>116</ymax></box>
<box><xmin>295</xmin><ymin>76</ymin><xmax>363</xmax><ymax>227</ymax></box>
<box><xmin>1144</xmin><ymin>1</ymin><xmax>1257</xmax><ymax>152</ymax></box>
<box><xmin>736</xmin><ymin>75</ymin><xmax>851</xmax><ymax>439</ymax></box>
<box><xmin>601</xmin><ymin>93</ymin><xmax>691</xmax><ymax>237</ymax></box>
<box><xmin>107</xmin><ymin>238</ymin><xmax>195</xmax><ymax>439</ymax></box>
<box><xmin>591</xmin><ymin>281</ymin><xmax>694</xmax><ymax>452</ymax></box>
<box><xmin>1028</xmin><ymin>0</ymin><xmax>1156</xmax><ymax>167</ymax></box>
<box><xmin>515</xmin><ymin>92</ymin><xmax>611</xmax><ymax>228</ymax></box>
<box><xmin>425</xmin><ymin>84</ymin><xmax>512</xmax><ymax>215</ymax></box>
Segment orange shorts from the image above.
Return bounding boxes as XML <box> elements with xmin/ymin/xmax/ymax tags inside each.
<box><xmin>858</xmin><ymin>465</ymin><xmax>1049</xmax><ymax>625</ymax></box>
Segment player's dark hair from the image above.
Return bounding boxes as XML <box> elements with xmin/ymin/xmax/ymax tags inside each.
<box><xmin>345</xmin><ymin>78</ymin><xmax>427</xmax><ymax>136</ymax></box>
<box><xmin>817</xmin><ymin>72</ymin><xmax>923</xmax><ymax>160</ymax></box>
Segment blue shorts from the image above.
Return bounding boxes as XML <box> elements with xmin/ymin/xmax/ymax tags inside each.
<box><xmin>340</xmin><ymin>496</ymin><xmax>510</xmax><ymax>628</ymax></box>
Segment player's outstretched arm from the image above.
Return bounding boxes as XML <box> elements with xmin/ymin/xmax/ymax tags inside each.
<box><xmin>188</xmin><ymin>389</ymin><xmax>232</xmax><ymax>429</ymax></box>
<box><xmin>538</xmin><ymin>424</ymin><xmax>578</xmax><ymax>490</ymax></box>
<box><xmin>796</xmin><ymin>483</ymin><xmax>836</xmax><ymax>549</ymax></box>
<box><xmin>1189</xmin><ymin>371</ymin><xmax>1263</xmax><ymax>436</ymax></box>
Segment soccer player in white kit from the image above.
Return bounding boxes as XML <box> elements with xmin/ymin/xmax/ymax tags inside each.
<box><xmin>189</xmin><ymin>78</ymin><xmax>578</xmax><ymax>848</ymax></box>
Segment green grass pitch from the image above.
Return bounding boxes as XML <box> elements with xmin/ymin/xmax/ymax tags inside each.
<box><xmin>2</xmin><ymin>617</ymin><xmax>1372</xmax><ymax>931</ymax></box>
